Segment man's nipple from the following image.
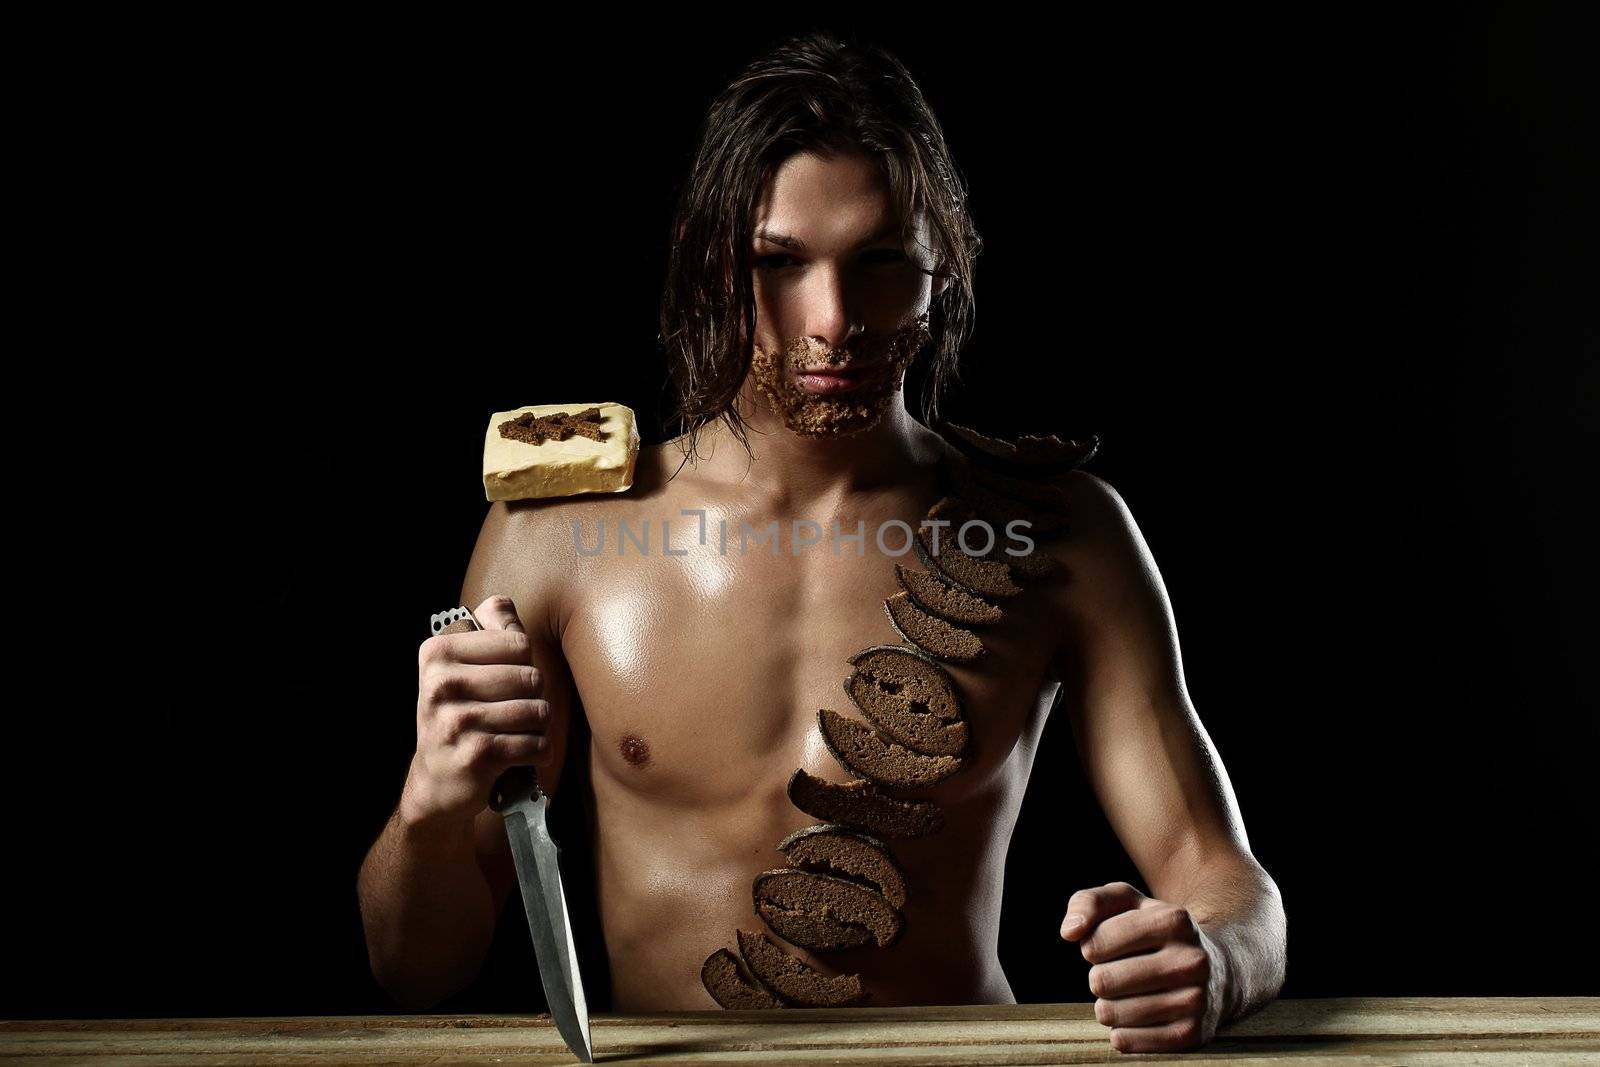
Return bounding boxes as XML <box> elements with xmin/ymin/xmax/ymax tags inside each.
<box><xmin>618</xmin><ymin>733</ymin><xmax>652</xmax><ymax>768</ymax></box>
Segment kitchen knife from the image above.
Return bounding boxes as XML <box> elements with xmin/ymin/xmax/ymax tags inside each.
<box><xmin>431</xmin><ymin>606</ymin><xmax>594</xmax><ymax>1063</ymax></box>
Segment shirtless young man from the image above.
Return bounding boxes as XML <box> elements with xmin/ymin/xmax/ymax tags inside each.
<box><xmin>358</xmin><ymin>33</ymin><xmax>1285</xmax><ymax>1055</ymax></box>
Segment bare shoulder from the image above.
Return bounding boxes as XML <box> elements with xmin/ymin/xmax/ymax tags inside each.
<box><xmin>1041</xmin><ymin>469</ymin><xmax>1167</xmax><ymax>625</ymax></box>
<box><xmin>1051</xmin><ymin>469</ymin><xmax>1147</xmax><ymax>564</ymax></box>
<box><xmin>458</xmin><ymin>498</ymin><xmax>572</xmax><ymax>642</ymax></box>
<box><xmin>1041</xmin><ymin>468</ymin><xmax>1185</xmax><ymax>693</ymax></box>
<box><xmin>1054</xmin><ymin>467</ymin><xmax>1127</xmax><ymax>515</ymax></box>
<box><xmin>460</xmin><ymin>442</ymin><xmax>687</xmax><ymax>636</ymax></box>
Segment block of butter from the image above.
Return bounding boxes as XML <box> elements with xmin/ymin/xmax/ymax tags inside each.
<box><xmin>482</xmin><ymin>401</ymin><xmax>641</xmax><ymax>502</ymax></box>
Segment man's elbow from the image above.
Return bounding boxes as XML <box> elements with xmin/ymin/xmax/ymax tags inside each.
<box><xmin>1262</xmin><ymin>874</ymin><xmax>1288</xmax><ymax>989</ymax></box>
<box><xmin>363</xmin><ymin>933</ymin><xmax>473</xmax><ymax>1012</ymax></box>
<box><xmin>356</xmin><ymin>878</ymin><xmax>466</xmax><ymax>1012</ymax></box>
<box><xmin>1234</xmin><ymin>868</ymin><xmax>1288</xmax><ymax>1018</ymax></box>
<box><xmin>371</xmin><ymin>964</ymin><xmax>454</xmax><ymax>1013</ymax></box>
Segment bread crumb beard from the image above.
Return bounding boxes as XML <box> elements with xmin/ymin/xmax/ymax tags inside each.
<box><xmin>749</xmin><ymin>312</ymin><xmax>932</xmax><ymax>438</ymax></box>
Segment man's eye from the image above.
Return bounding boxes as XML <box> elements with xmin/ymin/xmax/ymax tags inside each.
<box><xmin>754</xmin><ymin>250</ymin><xmax>906</xmax><ymax>272</ymax></box>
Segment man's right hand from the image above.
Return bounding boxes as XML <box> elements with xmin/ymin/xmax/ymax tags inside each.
<box><xmin>401</xmin><ymin>594</ymin><xmax>553</xmax><ymax>829</ymax></box>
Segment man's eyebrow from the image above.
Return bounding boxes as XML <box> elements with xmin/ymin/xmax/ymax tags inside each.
<box><xmin>754</xmin><ymin>219</ymin><xmax>904</xmax><ymax>251</ymax></box>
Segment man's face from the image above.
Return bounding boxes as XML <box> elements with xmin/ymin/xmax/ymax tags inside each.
<box><xmin>746</xmin><ymin>150</ymin><xmax>942</xmax><ymax>438</ymax></box>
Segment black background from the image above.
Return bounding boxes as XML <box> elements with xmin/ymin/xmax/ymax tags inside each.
<box><xmin>10</xmin><ymin>7</ymin><xmax>1595</xmax><ymax>1019</ymax></box>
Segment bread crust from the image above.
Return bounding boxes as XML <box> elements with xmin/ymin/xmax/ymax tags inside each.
<box><xmin>817</xmin><ymin>708</ymin><xmax>965</xmax><ymax>788</ymax></box>
<box><xmin>735</xmin><ymin>929</ymin><xmax>868</xmax><ymax>1008</ymax></box>
<box><xmin>785</xmin><ymin>767</ymin><xmax>945</xmax><ymax>838</ymax></box>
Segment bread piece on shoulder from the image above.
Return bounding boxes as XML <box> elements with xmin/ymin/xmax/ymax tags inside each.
<box><xmin>941</xmin><ymin>421</ymin><xmax>1101</xmax><ymax>473</ymax></box>
<box><xmin>943</xmin><ymin>462</ymin><xmax>1070</xmax><ymax>537</ymax></box>
<box><xmin>967</xmin><ymin>462</ymin><xmax>1074</xmax><ymax>514</ymax></box>
<box><xmin>482</xmin><ymin>401</ymin><xmax>640</xmax><ymax>501</ymax></box>
<box><xmin>925</xmin><ymin>495</ymin><xmax>1059</xmax><ymax>582</ymax></box>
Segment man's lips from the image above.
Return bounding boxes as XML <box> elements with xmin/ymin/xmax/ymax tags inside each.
<box><xmin>796</xmin><ymin>364</ymin><xmax>875</xmax><ymax>394</ymax></box>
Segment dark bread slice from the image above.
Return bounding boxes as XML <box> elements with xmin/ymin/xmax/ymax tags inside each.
<box><xmin>994</xmin><ymin>536</ymin><xmax>1058</xmax><ymax>581</ymax></box>
<box><xmin>735</xmin><ymin>929</ymin><xmax>867</xmax><ymax>1007</ymax></box>
<box><xmin>846</xmin><ymin>643</ymin><xmax>963</xmax><ymax>720</ymax></box>
<box><xmin>753</xmin><ymin>869</ymin><xmax>902</xmax><ymax>949</ymax></box>
<box><xmin>942</xmin><ymin>421</ymin><xmax>1101</xmax><ymax>473</ymax></box>
<box><xmin>755</xmin><ymin>899</ymin><xmax>871</xmax><ymax>951</ymax></box>
<box><xmin>845</xmin><ymin>644</ymin><xmax>969</xmax><ymax>757</ymax></box>
<box><xmin>776</xmin><ymin>824</ymin><xmax>908</xmax><ymax>910</ymax></box>
<box><xmin>915</xmin><ymin>522</ymin><xmax>1022</xmax><ymax>599</ymax></box>
<box><xmin>928</xmin><ymin>496</ymin><xmax>1058</xmax><ymax>582</ymax></box>
<box><xmin>967</xmin><ymin>462</ymin><xmax>1075</xmax><ymax>514</ymax></box>
<box><xmin>895</xmin><ymin>563</ymin><xmax>1003</xmax><ymax>626</ymax></box>
<box><xmin>818</xmin><ymin>708</ymin><xmax>964</xmax><ymax>788</ymax></box>
<box><xmin>786</xmin><ymin>767</ymin><xmax>945</xmax><ymax>838</ymax></box>
<box><xmin>944</xmin><ymin>463</ymin><xmax>1070</xmax><ymax>537</ymax></box>
<box><xmin>884</xmin><ymin>591</ymin><xmax>984</xmax><ymax>664</ymax></box>
<box><xmin>701</xmin><ymin>947</ymin><xmax>783</xmax><ymax>1009</ymax></box>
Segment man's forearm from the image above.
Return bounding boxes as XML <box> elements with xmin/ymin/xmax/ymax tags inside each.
<box><xmin>357</xmin><ymin>803</ymin><xmax>497</xmax><ymax>1010</ymax></box>
<box><xmin>1178</xmin><ymin>862</ymin><xmax>1288</xmax><ymax>1023</ymax></box>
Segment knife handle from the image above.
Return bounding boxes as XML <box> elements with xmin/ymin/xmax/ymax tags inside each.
<box><xmin>434</xmin><ymin>611</ymin><xmax>544</xmax><ymax>812</ymax></box>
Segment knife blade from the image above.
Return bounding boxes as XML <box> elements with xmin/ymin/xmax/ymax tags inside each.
<box><xmin>432</xmin><ymin>607</ymin><xmax>594</xmax><ymax>1063</ymax></box>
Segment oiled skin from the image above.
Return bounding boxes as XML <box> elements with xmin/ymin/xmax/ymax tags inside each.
<box><xmin>462</xmin><ymin>425</ymin><xmax>1090</xmax><ymax>1010</ymax></box>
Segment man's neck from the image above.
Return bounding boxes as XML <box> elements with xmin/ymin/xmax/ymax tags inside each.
<box><xmin>685</xmin><ymin>384</ymin><xmax>946</xmax><ymax>512</ymax></box>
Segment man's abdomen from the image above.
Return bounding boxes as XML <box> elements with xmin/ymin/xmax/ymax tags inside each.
<box><xmin>585</xmin><ymin>726</ymin><xmax>1040</xmax><ymax>1011</ymax></box>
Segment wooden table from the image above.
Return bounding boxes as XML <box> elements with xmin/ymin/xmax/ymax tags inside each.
<box><xmin>2</xmin><ymin>999</ymin><xmax>1596</xmax><ymax>1064</ymax></box>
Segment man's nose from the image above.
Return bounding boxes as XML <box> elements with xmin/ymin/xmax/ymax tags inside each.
<box><xmin>801</xmin><ymin>265</ymin><xmax>866</xmax><ymax>352</ymax></box>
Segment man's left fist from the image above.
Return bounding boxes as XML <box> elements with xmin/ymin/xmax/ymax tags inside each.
<box><xmin>1060</xmin><ymin>881</ymin><xmax>1226</xmax><ymax>1054</ymax></box>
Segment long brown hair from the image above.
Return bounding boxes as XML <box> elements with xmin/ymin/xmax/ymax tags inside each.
<box><xmin>658</xmin><ymin>30</ymin><xmax>983</xmax><ymax>464</ymax></box>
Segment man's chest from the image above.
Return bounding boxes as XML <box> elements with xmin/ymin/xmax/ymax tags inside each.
<box><xmin>556</xmin><ymin>505</ymin><xmax>1069</xmax><ymax>806</ymax></box>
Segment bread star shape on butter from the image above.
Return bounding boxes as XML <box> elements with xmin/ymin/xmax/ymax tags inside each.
<box><xmin>498</xmin><ymin>406</ymin><xmax>607</xmax><ymax>445</ymax></box>
<box><xmin>481</xmin><ymin>401</ymin><xmax>640</xmax><ymax>502</ymax></box>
